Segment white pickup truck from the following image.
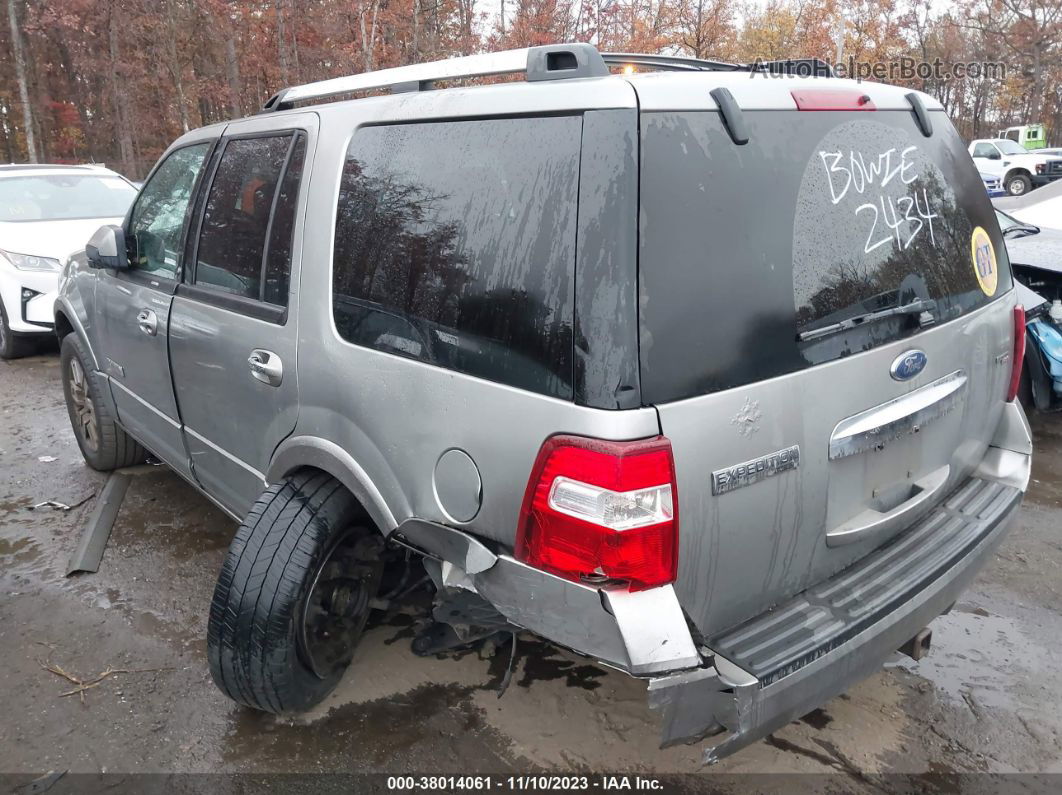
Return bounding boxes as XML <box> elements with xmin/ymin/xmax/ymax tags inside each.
<box><xmin>970</xmin><ymin>138</ymin><xmax>1062</xmax><ymax>196</ymax></box>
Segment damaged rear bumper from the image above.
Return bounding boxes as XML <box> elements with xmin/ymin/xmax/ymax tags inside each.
<box><xmin>396</xmin><ymin>403</ymin><xmax>1030</xmax><ymax>764</ymax></box>
<box><xmin>649</xmin><ymin>403</ymin><xmax>1030</xmax><ymax>763</ymax></box>
<box><xmin>650</xmin><ymin>477</ymin><xmax>1021</xmax><ymax>762</ymax></box>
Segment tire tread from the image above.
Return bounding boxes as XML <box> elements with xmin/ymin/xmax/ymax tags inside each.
<box><xmin>208</xmin><ymin>471</ymin><xmax>366</xmax><ymax>713</ymax></box>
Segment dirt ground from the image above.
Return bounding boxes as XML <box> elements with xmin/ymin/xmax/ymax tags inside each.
<box><xmin>2</xmin><ymin>351</ymin><xmax>1061</xmax><ymax>791</ymax></box>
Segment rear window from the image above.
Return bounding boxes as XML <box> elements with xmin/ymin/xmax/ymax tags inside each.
<box><xmin>639</xmin><ymin>110</ymin><xmax>1011</xmax><ymax>403</ymax></box>
<box><xmin>332</xmin><ymin>117</ymin><xmax>581</xmax><ymax>399</ymax></box>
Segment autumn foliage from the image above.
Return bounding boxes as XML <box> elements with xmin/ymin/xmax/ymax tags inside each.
<box><xmin>1</xmin><ymin>0</ymin><xmax>1059</xmax><ymax>177</ymax></box>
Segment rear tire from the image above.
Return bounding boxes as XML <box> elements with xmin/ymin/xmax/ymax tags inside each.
<box><xmin>208</xmin><ymin>471</ymin><xmax>384</xmax><ymax>713</ymax></box>
<box><xmin>1006</xmin><ymin>173</ymin><xmax>1032</xmax><ymax>196</ymax></box>
<box><xmin>60</xmin><ymin>334</ymin><xmax>146</xmax><ymax>470</ymax></box>
<box><xmin>0</xmin><ymin>300</ymin><xmax>35</xmax><ymax>360</ymax></box>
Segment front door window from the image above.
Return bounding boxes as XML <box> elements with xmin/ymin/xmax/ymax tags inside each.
<box><xmin>126</xmin><ymin>144</ymin><xmax>210</xmax><ymax>280</ymax></box>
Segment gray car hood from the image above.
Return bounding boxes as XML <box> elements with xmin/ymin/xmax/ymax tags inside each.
<box><xmin>1005</xmin><ymin>226</ymin><xmax>1062</xmax><ymax>274</ymax></box>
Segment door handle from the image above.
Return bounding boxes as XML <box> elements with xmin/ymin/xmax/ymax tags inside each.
<box><xmin>248</xmin><ymin>349</ymin><xmax>283</xmax><ymax>387</ymax></box>
<box><xmin>136</xmin><ymin>309</ymin><xmax>157</xmax><ymax>336</ymax></box>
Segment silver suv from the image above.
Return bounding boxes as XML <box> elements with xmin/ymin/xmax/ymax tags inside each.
<box><xmin>56</xmin><ymin>44</ymin><xmax>1032</xmax><ymax>761</ymax></box>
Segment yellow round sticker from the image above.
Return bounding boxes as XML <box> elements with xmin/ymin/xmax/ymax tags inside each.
<box><xmin>971</xmin><ymin>226</ymin><xmax>998</xmax><ymax>297</ymax></box>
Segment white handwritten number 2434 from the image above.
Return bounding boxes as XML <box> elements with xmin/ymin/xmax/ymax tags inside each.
<box><xmin>820</xmin><ymin>147</ymin><xmax>940</xmax><ymax>254</ymax></box>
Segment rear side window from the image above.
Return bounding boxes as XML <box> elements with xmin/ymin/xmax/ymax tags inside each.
<box><xmin>332</xmin><ymin>117</ymin><xmax>581</xmax><ymax>399</ymax></box>
<box><xmin>639</xmin><ymin>110</ymin><xmax>1011</xmax><ymax>403</ymax></box>
<box><xmin>194</xmin><ymin>133</ymin><xmax>305</xmax><ymax>306</ymax></box>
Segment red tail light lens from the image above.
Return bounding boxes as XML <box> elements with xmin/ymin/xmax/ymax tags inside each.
<box><xmin>1007</xmin><ymin>304</ymin><xmax>1026</xmax><ymax>402</ymax></box>
<box><xmin>791</xmin><ymin>89</ymin><xmax>876</xmax><ymax>111</ymax></box>
<box><xmin>516</xmin><ymin>435</ymin><xmax>678</xmax><ymax>591</ymax></box>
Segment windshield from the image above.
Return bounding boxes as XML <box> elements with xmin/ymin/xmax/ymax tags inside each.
<box><xmin>995</xmin><ymin>210</ymin><xmax>1021</xmax><ymax>230</ymax></box>
<box><xmin>0</xmin><ymin>174</ymin><xmax>138</xmax><ymax>222</ymax></box>
<box><xmin>995</xmin><ymin>140</ymin><xmax>1027</xmax><ymax>156</ymax></box>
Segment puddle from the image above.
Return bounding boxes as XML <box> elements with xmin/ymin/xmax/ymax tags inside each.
<box><xmin>0</xmin><ymin>530</ymin><xmax>65</xmax><ymax>587</ymax></box>
<box><xmin>896</xmin><ymin>601</ymin><xmax>1053</xmax><ymax>712</ymax></box>
<box><xmin>496</xmin><ymin>637</ymin><xmax>609</xmax><ymax>692</ymax></box>
<box><xmin>222</xmin><ymin>682</ymin><xmax>517</xmax><ymax>771</ymax></box>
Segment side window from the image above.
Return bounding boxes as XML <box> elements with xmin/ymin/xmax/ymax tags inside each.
<box><xmin>332</xmin><ymin>117</ymin><xmax>581</xmax><ymax>399</ymax></box>
<box><xmin>972</xmin><ymin>143</ymin><xmax>995</xmax><ymax>158</ymax></box>
<box><xmin>263</xmin><ymin>136</ymin><xmax>305</xmax><ymax>305</ymax></box>
<box><xmin>194</xmin><ymin>134</ymin><xmax>305</xmax><ymax>306</ymax></box>
<box><xmin>127</xmin><ymin>144</ymin><xmax>209</xmax><ymax>280</ymax></box>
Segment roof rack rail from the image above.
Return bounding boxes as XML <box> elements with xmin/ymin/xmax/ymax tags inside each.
<box><xmin>260</xmin><ymin>43</ymin><xmax>609</xmax><ymax>112</ymax></box>
<box><xmin>600</xmin><ymin>53</ymin><xmax>743</xmax><ymax>73</ymax></box>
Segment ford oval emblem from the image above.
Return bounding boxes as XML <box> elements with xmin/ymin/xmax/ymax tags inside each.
<box><xmin>891</xmin><ymin>350</ymin><xmax>928</xmax><ymax>381</ymax></box>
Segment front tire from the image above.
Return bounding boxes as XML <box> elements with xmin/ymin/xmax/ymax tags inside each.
<box><xmin>0</xmin><ymin>299</ymin><xmax>34</xmax><ymax>360</ymax></box>
<box><xmin>208</xmin><ymin>471</ymin><xmax>384</xmax><ymax>713</ymax></box>
<box><xmin>1006</xmin><ymin>173</ymin><xmax>1032</xmax><ymax>196</ymax></box>
<box><xmin>60</xmin><ymin>334</ymin><xmax>146</xmax><ymax>470</ymax></box>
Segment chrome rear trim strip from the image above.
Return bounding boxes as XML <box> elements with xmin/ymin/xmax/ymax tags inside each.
<box><xmin>829</xmin><ymin>370</ymin><xmax>967</xmax><ymax>460</ymax></box>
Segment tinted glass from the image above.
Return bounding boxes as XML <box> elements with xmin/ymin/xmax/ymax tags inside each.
<box><xmin>128</xmin><ymin>144</ymin><xmax>209</xmax><ymax>280</ymax></box>
<box><xmin>195</xmin><ymin>135</ymin><xmax>292</xmax><ymax>301</ymax></box>
<box><xmin>262</xmin><ymin>135</ymin><xmax>305</xmax><ymax>306</ymax></box>
<box><xmin>332</xmin><ymin>117</ymin><xmax>581</xmax><ymax>399</ymax></box>
<box><xmin>0</xmin><ymin>175</ymin><xmax>137</xmax><ymax>222</ymax></box>
<box><xmin>640</xmin><ymin>110</ymin><xmax>1011</xmax><ymax>403</ymax></box>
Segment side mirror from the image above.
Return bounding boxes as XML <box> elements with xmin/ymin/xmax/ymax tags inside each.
<box><xmin>85</xmin><ymin>224</ymin><xmax>128</xmax><ymax>270</ymax></box>
<box><xmin>987</xmin><ymin>151</ymin><xmax>1001</xmax><ymax>160</ymax></box>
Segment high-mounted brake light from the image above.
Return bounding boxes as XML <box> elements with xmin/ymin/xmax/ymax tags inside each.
<box><xmin>516</xmin><ymin>435</ymin><xmax>678</xmax><ymax>591</ymax></box>
<box><xmin>1007</xmin><ymin>305</ymin><xmax>1026</xmax><ymax>402</ymax></box>
<box><xmin>791</xmin><ymin>89</ymin><xmax>876</xmax><ymax>111</ymax></box>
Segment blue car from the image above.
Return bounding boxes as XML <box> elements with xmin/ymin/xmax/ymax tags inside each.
<box><xmin>981</xmin><ymin>172</ymin><xmax>1005</xmax><ymax>197</ymax></box>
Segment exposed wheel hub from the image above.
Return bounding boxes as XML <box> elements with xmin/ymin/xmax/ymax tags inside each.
<box><xmin>299</xmin><ymin>532</ymin><xmax>382</xmax><ymax>679</ymax></box>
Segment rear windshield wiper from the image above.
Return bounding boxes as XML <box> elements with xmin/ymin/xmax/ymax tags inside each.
<box><xmin>1002</xmin><ymin>223</ymin><xmax>1040</xmax><ymax>239</ymax></box>
<box><xmin>798</xmin><ymin>298</ymin><xmax>938</xmax><ymax>343</ymax></box>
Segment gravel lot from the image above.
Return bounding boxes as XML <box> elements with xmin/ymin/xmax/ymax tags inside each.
<box><xmin>2</xmin><ymin>352</ymin><xmax>1061</xmax><ymax>791</ymax></box>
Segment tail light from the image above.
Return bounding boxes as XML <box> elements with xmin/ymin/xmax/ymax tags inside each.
<box><xmin>1007</xmin><ymin>304</ymin><xmax>1026</xmax><ymax>402</ymax></box>
<box><xmin>516</xmin><ymin>435</ymin><xmax>678</xmax><ymax>591</ymax></box>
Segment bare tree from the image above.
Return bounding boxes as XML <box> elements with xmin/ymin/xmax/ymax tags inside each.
<box><xmin>275</xmin><ymin>0</ymin><xmax>290</xmax><ymax>83</ymax></box>
<box><xmin>107</xmin><ymin>0</ymin><xmax>135</xmax><ymax>175</ymax></box>
<box><xmin>6</xmin><ymin>0</ymin><xmax>36</xmax><ymax>161</ymax></box>
<box><xmin>961</xmin><ymin>0</ymin><xmax>1062</xmax><ymax>122</ymax></box>
<box><xmin>163</xmin><ymin>0</ymin><xmax>191</xmax><ymax>132</ymax></box>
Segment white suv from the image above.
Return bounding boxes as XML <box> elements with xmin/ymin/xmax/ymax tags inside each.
<box><xmin>0</xmin><ymin>164</ymin><xmax>138</xmax><ymax>358</ymax></box>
